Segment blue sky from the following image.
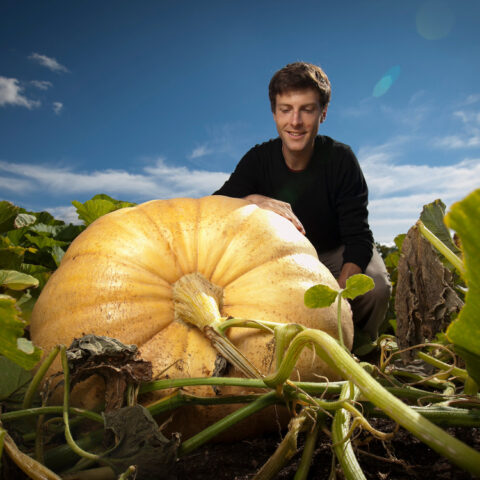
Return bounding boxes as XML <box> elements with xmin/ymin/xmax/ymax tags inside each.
<box><xmin>1</xmin><ymin>0</ymin><xmax>479</xmax><ymax>244</ymax></box>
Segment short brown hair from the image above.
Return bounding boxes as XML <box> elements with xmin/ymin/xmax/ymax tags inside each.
<box><xmin>268</xmin><ymin>62</ymin><xmax>331</xmax><ymax>112</ymax></box>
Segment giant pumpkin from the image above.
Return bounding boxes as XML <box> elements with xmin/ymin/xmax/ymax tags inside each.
<box><xmin>30</xmin><ymin>195</ymin><xmax>353</xmax><ymax>438</ymax></box>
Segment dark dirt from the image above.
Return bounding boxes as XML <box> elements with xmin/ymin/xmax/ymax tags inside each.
<box><xmin>177</xmin><ymin>421</ymin><xmax>480</xmax><ymax>479</ymax></box>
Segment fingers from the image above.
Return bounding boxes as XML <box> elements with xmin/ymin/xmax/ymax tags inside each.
<box><xmin>245</xmin><ymin>195</ymin><xmax>305</xmax><ymax>235</ymax></box>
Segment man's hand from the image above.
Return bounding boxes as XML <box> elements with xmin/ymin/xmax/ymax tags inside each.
<box><xmin>244</xmin><ymin>194</ymin><xmax>305</xmax><ymax>235</ymax></box>
<box><xmin>337</xmin><ymin>262</ymin><xmax>362</xmax><ymax>289</ymax></box>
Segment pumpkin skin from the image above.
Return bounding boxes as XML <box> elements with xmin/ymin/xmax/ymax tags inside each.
<box><xmin>30</xmin><ymin>195</ymin><xmax>353</xmax><ymax>438</ymax></box>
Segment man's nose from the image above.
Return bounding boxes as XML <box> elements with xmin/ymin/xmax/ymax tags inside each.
<box><xmin>291</xmin><ymin>110</ymin><xmax>302</xmax><ymax>126</ymax></box>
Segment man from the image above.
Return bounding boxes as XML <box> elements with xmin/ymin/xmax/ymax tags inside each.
<box><xmin>214</xmin><ymin>62</ymin><xmax>391</xmax><ymax>341</ymax></box>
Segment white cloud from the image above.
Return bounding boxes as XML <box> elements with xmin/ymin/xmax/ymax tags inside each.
<box><xmin>45</xmin><ymin>205</ymin><xmax>80</xmax><ymax>224</ymax></box>
<box><xmin>0</xmin><ymin>157</ymin><xmax>228</xmax><ymax>201</ymax></box>
<box><xmin>189</xmin><ymin>144</ymin><xmax>213</xmax><ymax>159</ymax></box>
<box><xmin>0</xmin><ymin>76</ymin><xmax>40</xmax><ymax>109</ymax></box>
<box><xmin>31</xmin><ymin>80</ymin><xmax>53</xmax><ymax>90</ymax></box>
<box><xmin>432</xmin><ymin>105</ymin><xmax>480</xmax><ymax>149</ymax></box>
<box><xmin>28</xmin><ymin>53</ymin><xmax>69</xmax><ymax>73</ymax></box>
<box><xmin>53</xmin><ymin>102</ymin><xmax>64</xmax><ymax>115</ymax></box>
<box><xmin>358</xmin><ymin>139</ymin><xmax>480</xmax><ymax>243</ymax></box>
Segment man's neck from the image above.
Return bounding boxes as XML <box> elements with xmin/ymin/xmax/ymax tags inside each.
<box><xmin>282</xmin><ymin>144</ymin><xmax>314</xmax><ymax>171</ymax></box>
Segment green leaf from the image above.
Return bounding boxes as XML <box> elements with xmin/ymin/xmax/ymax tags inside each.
<box><xmin>445</xmin><ymin>189</ymin><xmax>480</xmax><ymax>385</ymax></box>
<box><xmin>0</xmin><ymin>270</ymin><xmax>39</xmax><ymax>290</ymax></box>
<box><xmin>341</xmin><ymin>274</ymin><xmax>375</xmax><ymax>300</ymax></box>
<box><xmin>304</xmin><ymin>284</ymin><xmax>338</xmax><ymax>309</ymax></box>
<box><xmin>0</xmin><ymin>294</ymin><xmax>42</xmax><ymax>369</ymax></box>
<box><xmin>54</xmin><ymin>223</ymin><xmax>85</xmax><ymax>242</ymax></box>
<box><xmin>394</xmin><ymin>233</ymin><xmax>406</xmax><ymax>251</ymax></box>
<box><xmin>454</xmin><ymin>346</ymin><xmax>480</xmax><ymax>386</ymax></box>
<box><xmin>50</xmin><ymin>245</ymin><xmax>65</xmax><ymax>267</ymax></box>
<box><xmin>420</xmin><ymin>199</ymin><xmax>460</xmax><ymax>255</ymax></box>
<box><xmin>24</xmin><ymin>233</ymin><xmax>68</xmax><ymax>250</ymax></box>
<box><xmin>0</xmin><ymin>201</ymin><xmax>20</xmax><ymax>233</ymax></box>
<box><xmin>13</xmin><ymin>213</ymin><xmax>36</xmax><ymax>229</ymax></box>
<box><xmin>72</xmin><ymin>195</ymin><xmax>136</xmax><ymax>226</ymax></box>
<box><xmin>28</xmin><ymin>223</ymin><xmax>63</xmax><ymax>237</ymax></box>
<box><xmin>0</xmin><ymin>356</ymin><xmax>33</xmax><ymax>402</ymax></box>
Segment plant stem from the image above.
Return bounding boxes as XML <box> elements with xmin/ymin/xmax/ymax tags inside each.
<box><xmin>23</xmin><ymin>344</ymin><xmax>61</xmax><ymax>409</ymax></box>
<box><xmin>364</xmin><ymin>405</ymin><xmax>480</xmax><ymax>427</ymax></box>
<box><xmin>178</xmin><ymin>391</ymin><xmax>278</xmax><ymax>456</ymax></box>
<box><xmin>1</xmin><ymin>406</ymin><xmax>103</xmax><ymax>424</ymax></box>
<box><xmin>417</xmin><ymin>221</ymin><xmax>465</xmax><ymax>276</ymax></box>
<box><xmin>254</xmin><ymin>409</ymin><xmax>310</xmax><ymax>480</ymax></box>
<box><xmin>60</xmin><ymin>346</ymin><xmax>102</xmax><ymax>462</ymax></box>
<box><xmin>147</xmin><ymin>390</ymin><xmax>263</xmax><ymax>416</ymax></box>
<box><xmin>264</xmin><ymin>328</ymin><xmax>480</xmax><ymax>477</ymax></box>
<box><xmin>331</xmin><ymin>382</ymin><xmax>366</xmax><ymax>480</ymax></box>
<box><xmin>337</xmin><ymin>293</ymin><xmax>345</xmax><ymax>349</ymax></box>
<box><xmin>417</xmin><ymin>351</ymin><xmax>468</xmax><ymax>380</ymax></box>
<box><xmin>2</xmin><ymin>429</ymin><xmax>62</xmax><ymax>480</ymax></box>
<box><xmin>294</xmin><ymin>415</ymin><xmax>322</xmax><ymax>480</ymax></box>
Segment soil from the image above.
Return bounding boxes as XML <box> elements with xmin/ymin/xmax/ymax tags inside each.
<box><xmin>176</xmin><ymin>421</ymin><xmax>480</xmax><ymax>479</ymax></box>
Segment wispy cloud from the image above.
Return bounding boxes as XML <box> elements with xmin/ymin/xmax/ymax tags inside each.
<box><xmin>53</xmin><ymin>102</ymin><xmax>64</xmax><ymax>115</ymax></box>
<box><xmin>432</xmin><ymin>104</ymin><xmax>480</xmax><ymax>149</ymax></box>
<box><xmin>189</xmin><ymin>144</ymin><xmax>213</xmax><ymax>159</ymax></box>
<box><xmin>0</xmin><ymin>76</ymin><xmax>40</xmax><ymax>109</ymax></box>
<box><xmin>28</xmin><ymin>53</ymin><xmax>70</xmax><ymax>73</ymax></box>
<box><xmin>358</xmin><ymin>137</ymin><xmax>480</xmax><ymax>243</ymax></box>
<box><xmin>0</xmin><ymin>157</ymin><xmax>228</xmax><ymax>201</ymax></box>
<box><xmin>31</xmin><ymin>80</ymin><xmax>53</xmax><ymax>90</ymax></box>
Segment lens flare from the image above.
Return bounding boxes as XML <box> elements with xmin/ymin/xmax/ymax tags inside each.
<box><xmin>373</xmin><ymin>66</ymin><xmax>401</xmax><ymax>98</ymax></box>
<box><xmin>416</xmin><ymin>0</ymin><xmax>454</xmax><ymax>40</ymax></box>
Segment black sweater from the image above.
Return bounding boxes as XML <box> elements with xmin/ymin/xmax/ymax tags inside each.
<box><xmin>213</xmin><ymin>135</ymin><xmax>374</xmax><ymax>271</ymax></box>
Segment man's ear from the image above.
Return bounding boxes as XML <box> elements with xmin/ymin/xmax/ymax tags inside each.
<box><xmin>320</xmin><ymin>105</ymin><xmax>328</xmax><ymax>123</ymax></box>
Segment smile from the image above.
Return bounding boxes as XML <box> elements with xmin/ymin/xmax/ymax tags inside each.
<box><xmin>287</xmin><ymin>131</ymin><xmax>306</xmax><ymax>138</ymax></box>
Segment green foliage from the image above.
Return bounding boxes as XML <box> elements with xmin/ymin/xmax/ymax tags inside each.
<box><xmin>72</xmin><ymin>194</ymin><xmax>136</xmax><ymax>226</ymax></box>
<box><xmin>342</xmin><ymin>274</ymin><xmax>374</xmax><ymax>300</ymax></box>
<box><xmin>0</xmin><ymin>356</ymin><xmax>33</xmax><ymax>408</ymax></box>
<box><xmin>444</xmin><ymin>189</ymin><xmax>480</xmax><ymax>384</ymax></box>
<box><xmin>0</xmin><ymin>295</ymin><xmax>42</xmax><ymax>369</ymax></box>
<box><xmin>304</xmin><ymin>284</ymin><xmax>337</xmax><ymax>308</ymax></box>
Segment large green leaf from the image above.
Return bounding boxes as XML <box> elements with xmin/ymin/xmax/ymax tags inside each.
<box><xmin>0</xmin><ymin>294</ymin><xmax>42</xmax><ymax>369</ymax></box>
<box><xmin>0</xmin><ymin>270</ymin><xmax>39</xmax><ymax>290</ymax></box>
<box><xmin>24</xmin><ymin>233</ymin><xmax>68</xmax><ymax>250</ymax></box>
<box><xmin>13</xmin><ymin>213</ymin><xmax>36</xmax><ymax>229</ymax></box>
<box><xmin>445</xmin><ymin>190</ymin><xmax>480</xmax><ymax>374</ymax></box>
<box><xmin>0</xmin><ymin>201</ymin><xmax>19</xmax><ymax>233</ymax></box>
<box><xmin>0</xmin><ymin>355</ymin><xmax>33</xmax><ymax>403</ymax></box>
<box><xmin>72</xmin><ymin>195</ymin><xmax>136</xmax><ymax>226</ymax></box>
<box><xmin>420</xmin><ymin>199</ymin><xmax>460</xmax><ymax>254</ymax></box>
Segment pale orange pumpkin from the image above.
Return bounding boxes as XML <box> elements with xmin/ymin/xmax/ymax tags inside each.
<box><xmin>30</xmin><ymin>195</ymin><xmax>353</xmax><ymax>438</ymax></box>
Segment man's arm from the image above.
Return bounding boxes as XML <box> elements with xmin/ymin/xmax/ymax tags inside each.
<box><xmin>337</xmin><ymin>261</ymin><xmax>362</xmax><ymax>288</ymax></box>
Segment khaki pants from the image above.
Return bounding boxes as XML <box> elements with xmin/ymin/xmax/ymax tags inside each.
<box><xmin>317</xmin><ymin>245</ymin><xmax>392</xmax><ymax>340</ymax></box>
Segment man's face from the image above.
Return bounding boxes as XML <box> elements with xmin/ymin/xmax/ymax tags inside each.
<box><xmin>273</xmin><ymin>89</ymin><xmax>326</xmax><ymax>160</ymax></box>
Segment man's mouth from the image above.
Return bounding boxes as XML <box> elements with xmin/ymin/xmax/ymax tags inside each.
<box><xmin>287</xmin><ymin>131</ymin><xmax>306</xmax><ymax>138</ymax></box>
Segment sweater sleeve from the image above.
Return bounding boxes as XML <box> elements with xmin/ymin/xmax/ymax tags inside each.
<box><xmin>213</xmin><ymin>148</ymin><xmax>261</xmax><ymax>198</ymax></box>
<box><xmin>334</xmin><ymin>147</ymin><xmax>373</xmax><ymax>271</ymax></box>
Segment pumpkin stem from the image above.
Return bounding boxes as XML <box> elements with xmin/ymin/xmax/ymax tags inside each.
<box><xmin>173</xmin><ymin>272</ymin><xmax>263</xmax><ymax>379</ymax></box>
<box><xmin>173</xmin><ymin>273</ymin><xmax>224</xmax><ymax>330</ymax></box>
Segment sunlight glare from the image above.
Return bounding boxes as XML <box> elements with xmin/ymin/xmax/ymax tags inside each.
<box><xmin>416</xmin><ymin>0</ymin><xmax>454</xmax><ymax>40</ymax></box>
<box><xmin>372</xmin><ymin>66</ymin><xmax>401</xmax><ymax>98</ymax></box>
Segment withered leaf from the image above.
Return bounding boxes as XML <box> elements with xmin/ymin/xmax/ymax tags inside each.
<box><xmin>395</xmin><ymin>226</ymin><xmax>464</xmax><ymax>362</ymax></box>
<box><xmin>102</xmin><ymin>405</ymin><xmax>180</xmax><ymax>480</ymax></box>
<box><xmin>66</xmin><ymin>335</ymin><xmax>152</xmax><ymax>411</ymax></box>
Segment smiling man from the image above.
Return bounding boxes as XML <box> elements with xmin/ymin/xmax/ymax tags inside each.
<box><xmin>214</xmin><ymin>62</ymin><xmax>391</xmax><ymax>340</ymax></box>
